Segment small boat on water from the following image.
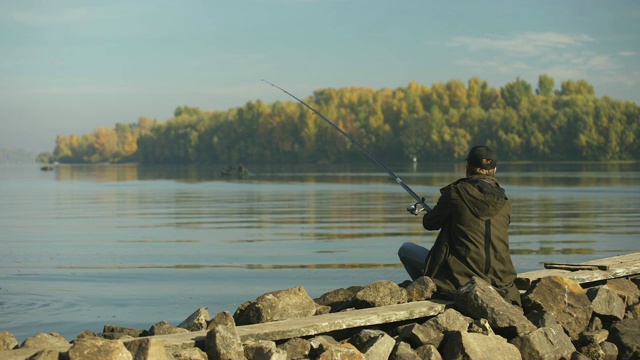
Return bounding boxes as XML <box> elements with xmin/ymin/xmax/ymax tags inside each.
<box><xmin>40</xmin><ymin>164</ymin><xmax>54</xmax><ymax>171</ymax></box>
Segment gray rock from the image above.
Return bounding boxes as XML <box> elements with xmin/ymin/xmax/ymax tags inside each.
<box><xmin>67</xmin><ymin>337</ymin><xmax>133</xmax><ymax>360</ymax></box>
<box><xmin>25</xmin><ymin>349</ymin><xmax>61</xmax><ymax>360</ymax></box>
<box><xmin>605</xmin><ymin>278</ymin><xmax>640</xmax><ymax>306</ymax></box>
<box><xmin>148</xmin><ymin>321</ymin><xmax>189</xmax><ymax>336</ymax></box>
<box><xmin>102</xmin><ymin>325</ymin><xmax>146</xmax><ymax>338</ymax></box>
<box><xmin>314</xmin><ymin>342</ymin><xmax>363</xmax><ymax>360</ymax></box>
<box><xmin>178</xmin><ymin>307</ymin><xmax>210</xmax><ymax>332</ymax></box>
<box><xmin>525</xmin><ymin>309</ymin><xmax>559</xmax><ymax>328</ymax></box>
<box><xmin>396</xmin><ymin>323</ymin><xmax>443</xmax><ymax>348</ymax></box>
<box><xmin>522</xmin><ymin>275</ymin><xmax>593</xmax><ymax>339</ymax></box>
<box><xmin>607</xmin><ymin>318</ymin><xmax>640</xmax><ymax>360</ymax></box>
<box><xmin>415</xmin><ymin>344</ymin><xmax>442</xmax><ymax>360</ymax></box>
<box><xmin>350</xmin><ymin>280</ymin><xmax>407</xmax><ymax>309</ymax></box>
<box><xmin>123</xmin><ymin>337</ymin><xmax>173</xmax><ymax>360</ymax></box>
<box><xmin>233</xmin><ymin>286</ymin><xmax>317</xmax><ymax>325</ymax></box>
<box><xmin>454</xmin><ymin>276</ymin><xmax>536</xmax><ymax>339</ymax></box>
<box><xmin>314</xmin><ymin>286</ymin><xmax>363</xmax><ymax>312</ymax></box>
<box><xmin>348</xmin><ymin>329</ymin><xmax>388</xmax><ymax>350</ymax></box>
<box><xmin>244</xmin><ymin>341</ymin><xmax>287</xmax><ymax>360</ymax></box>
<box><xmin>20</xmin><ymin>333</ymin><xmax>70</xmax><ymax>351</ymax></box>
<box><xmin>389</xmin><ymin>341</ymin><xmax>420</xmax><ymax>360</ymax></box>
<box><xmin>440</xmin><ymin>331</ymin><xmax>522</xmax><ymax>360</ymax></box>
<box><xmin>468</xmin><ymin>318</ymin><xmax>495</xmax><ymax>335</ymax></box>
<box><xmin>358</xmin><ymin>333</ymin><xmax>395</xmax><ymax>360</ymax></box>
<box><xmin>510</xmin><ymin>324</ymin><xmax>576</xmax><ymax>360</ymax></box>
<box><xmin>205</xmin><ymin>311</ymin><xmax>244</xmax><ymax>360</ymax></box>
<box><xmin>171</xmin><ymin>347</ymin><xmax>208</xmax><ymax>360</ymax></box>
<box><xmin>276</xmin><ymin>337</ymin><xmax>310</xmax><ymax>360</ymax></box>
<box><xmin>0</xmin><ymin>331</ymin><xmax>18</xmax><ymax>351</ymax></box>
<box><xmin>587</xmin><ymin>285</ymin><xmax>626</xmax><ymax>321</ymax></box>
<box><xmin>600</xmin><ymin>341</ymin><xmax>619</xmax><ymax>360</ymax></box>
<box><xmin>404</xmin><ymin>276</ymin><xmax>437</xmax><ymax>302</ymax></box>
<box><xmin>423</xmin><ymin>308</ymin><xmax>471</xmax><ymax>333</ymax></box>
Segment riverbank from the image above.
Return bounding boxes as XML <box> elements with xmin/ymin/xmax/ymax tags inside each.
<box><xmin>2</xmin><ymin>253</ymin><xmax>640</xmax><ymax>360</ymax></box>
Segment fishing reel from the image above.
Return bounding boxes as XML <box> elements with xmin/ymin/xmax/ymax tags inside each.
<box><xmin>407</xmin><ymin>198</ymin><xmax>428</xmax><ymax>216</ymax></box>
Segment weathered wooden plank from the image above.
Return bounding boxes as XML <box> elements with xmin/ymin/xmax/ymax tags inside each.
<box><xmin>516</xmin><ymin>252</ymin><xmax>640</xmax><ymax>290</ymax></box>
<box><xmin>120</xmin><ymin>299</ymin><xmax>450</xmax><ymax>349</ymax></box>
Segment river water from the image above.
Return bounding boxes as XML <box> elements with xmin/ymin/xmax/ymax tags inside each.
<box><xmin>1</xmin><ymin>162</ymin><xmax>639</xmax><ymax>342</ymax></box>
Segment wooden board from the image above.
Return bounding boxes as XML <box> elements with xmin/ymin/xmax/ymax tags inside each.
<box><xmin>516</xmin><ymin>252</ymin><xmax>640</xmax><ymax>290</ymax></box>
<box><xmin>120</xmin><ymin>299</ymin><xmax>450</xmax><ymax>349</ymax></box>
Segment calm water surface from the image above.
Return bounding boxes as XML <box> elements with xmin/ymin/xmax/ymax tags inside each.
<box><xmin>1</xmin><ymin>162</ymin><xmax>639</xmax><ymax>342</ymax></box>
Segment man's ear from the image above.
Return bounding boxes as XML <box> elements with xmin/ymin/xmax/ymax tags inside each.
<box><xmin>494</xmin><ymin>166</ymin><xmax>498</xmax><ymax>174</ymax></box>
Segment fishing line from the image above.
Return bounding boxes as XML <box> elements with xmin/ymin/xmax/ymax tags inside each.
<box><xmin>262</xmin><ymin>79</ymin><xmax>431</xmax><ymax>214</ymax></box>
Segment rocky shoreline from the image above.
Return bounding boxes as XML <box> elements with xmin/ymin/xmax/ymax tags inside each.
<box><xmin>1</xmin><ymin>275</ymin><xmax>639</xmax><ymax>360</ymax></box>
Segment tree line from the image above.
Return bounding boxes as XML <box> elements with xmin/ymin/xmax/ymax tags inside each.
<box><xmin>46</xmin><ymin>75</ymin><xmax>640</xmax><ymax>164</ymax></box>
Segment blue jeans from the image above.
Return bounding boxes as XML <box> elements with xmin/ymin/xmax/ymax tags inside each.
<box><xmin>398</xmin><ymin>242</ymin><xmax>430</xmax><ymax>280</ymax></box>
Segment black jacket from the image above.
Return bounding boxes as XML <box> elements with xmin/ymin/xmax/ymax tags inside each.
<box><xmin>422</xmin><ymin>175</ymin><xmax>521</xmax><ymax>305</ymax></box>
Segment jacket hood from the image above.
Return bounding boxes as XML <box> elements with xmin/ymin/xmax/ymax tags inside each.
<box><xmin>454</xmin><ymin>175</ymin><xmax>508</xmax><ymax>220</ymax></box>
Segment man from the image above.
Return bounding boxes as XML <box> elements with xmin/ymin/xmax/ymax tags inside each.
<box><xmin>398</xmin><ymin>145</ymin><xmax>521</xmax><ymax>305</ymax></box>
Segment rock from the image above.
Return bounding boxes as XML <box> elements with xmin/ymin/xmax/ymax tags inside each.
<box><xmin>358</xmin><ymin>333</ymin><xmax>395</xmax><ymax>360</ymax></box>
<box><xmin>348</xmin><ymin>329</ymin><xmax>388</xmax><ymax>350</ymax></box>
<box><xmin>439</xmin><ymin>331</ymin><xmax>522</xmax><ymax>360</ymax></box>
<box><xmin>522</xmin><ymin>275</ymin><xmax>593</xmax><ymax>338</ymax></box>
<box><xmin>509</xmin><ymin>324</ymin><xmax>576</xmax><ymax>360</ymax></box>
<box><xmin>525</xmin><ymin>309</ymin><xmax>559</xmax><ymax>328</ymax></box>
<box><xmin>404</xmin><ymin>276</ymin><xmax>437</xmax><ymax>302</ymax></box>
<box><xmin>205</xmin><ymin>311</ymin><xmax>244</xmax><ymax>360</ymax></box>
<box><xmin>315</xmin><ymin>342</ymin><xmax>364</xmax><ymax>360</ymax></box>
<box><xmin>454</xmin><ymin>276</ymin><xmax>536</xmax><ymax>339</ymax></box>
<box><xmin>576</xmin><ymin>329</ymin><xmax>609</xmax><ymax>347</ymax></box>
<box><xmin>178</xmin><ymin>307</ymin><xmax>211</xmax><ymax>332</ymax></box>
<box><xmin>102</xmin><ymin>325</ymin><xmax>147</xmax><ymax>338</ymax></box>
<box><xmin>233</xmin><ymin>286</ymin><xmax>317</xmax><ymax>325</ymax></box>
<box><xmin>600</xmin><ymin>341</ymin><xmax>619</xmax><ymax>360</ymax></box>
<box><xmin>123</xmin><ymin>338</ymin><xmax>173</xmax><ymax>360</ymax></box>
<box><xmin>171</xmin><ymin>347</ymin><xmax>208</xmax><ymax>360</ymax></box>
<box><xmin>396</xmin><ymin>323</ymin><xmax>443</xmax><ymax>348</ymax></box>
<box><xmin>314</xmin><ymin>286</ymin><xmax>363</xmax><ymax>312</ymax></box>
<box><xmin>607</xmin><ymin>318</ymin><xmax>640</xmax><ymax>360</ymax></box>
<box><xmin>350</xmin><ymin>280</ymin><xmax>407</xmax><ymax>309</ymax></box>
<box><xmin>0</xmin><ymin>331</ymin><xmax>18</xmax><ymax>351</ymax></box>
<box><xmin>424</xmin><ymin>308</ymin><xmax>471</xmax><ymax>333</ymax></box>
<box><xmin>576</xmin><ymin>342</ymin><xmax>606</xmax><ymax>360</ymax></box>
<box><xmin>244</xmin><ymin>341</ymin><xmax>287</xmax><ymax>360</ymax></box>
<box><xmin>468</xmin><ymin>318</ymin><xmax>495</xmax><ymax>335</ymax></box>
<box><xmin>415</xmin><ymin>344</ymin><xmax>442</xmax><ymax>360</ymax></box>
<box><xmin>75</xmin><ymin>330</ymin><xmax>99</xmax><ymax>340</ymax></box>
<box><xmin>389</xmin><ymin>341</ymin><xmax>420</xmax><ymax>360</ymax></box>
<box><xmin>605</xmin><ymin>278</ymin><xmax>640</xmax><ymax>306</ymax></box>
<box><xmin>276</xmin><ymin>337</ymin><xmax>310</xmax><ymax>359</ymax></box>
<box><xmin>20</xmin><ymin>333</ymin><xmax>70</xmax><ymax>352</ymax></box>
<box><xmin>67</xmin><ymin>337</ymin><xmax>133</xmax><ymax>360</ymax></box>
<box><xmin>587</xmin><ymin>285</ymin><xmax>626</xmax><ymax>322</ymax></box>
<box><xmin>147</xmin><ymin>321</ymin><xmax>189</xmax><ymax>336</ymax></box>
<box><xmin>25</xmin><ymin>349</ymin><xmax>61</xmax><ymax>360</ymax></box>
<box><xmin>628</xmin><ymin>303</ymin><xmax>640</xmax><ymax>319</ymax></box>
<box><xmin>314</xmin><ymin>305</ymin><xmax>331</xmax><ymax>315</ymax></box>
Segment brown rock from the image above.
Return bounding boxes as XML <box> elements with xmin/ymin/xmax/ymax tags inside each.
<box><xmin>404</xmin><ymin>276</ymin><xmax>437</xmax><ymax>302</ymax></box>
<box><xmin>205</xmin><ymin>311</ymin><xmax>244</xmax><ymax>360</ymax></box>
<box><xmin>350</xmin><ymin>280</ymin><xmax>407</xmax><ymax>309</ymax></box>
<box><xmin>607</xmin><ymin>318</ymin><xmax>640</xmax><ymax>360</ymax></box>
<box><xmin>276</xmin><ymin>337</ymin><xmax>310</xmax><ymax>360</ymax></box>
<box><xmin>67</xmin><ymin>337</ymin><xmax>133</xmax><ymax>360</ymax></box>
<box><xmin>0</xmin><ymin>331</ymin><xmax>18</xmax><ymax>351</ymax></box>
<box><xmin>20</xmin><ymin>333</ymin><xmax>70</xmax><ymax>352</ymax></box>
<box><xmin>587</xmin><ymin>285</ymin><xmax>626</xmax><ymax>321</ymax></box>
<box><xmin>26</xmin><ymin>349</ymin><xmax>61</xmax><ymax>360</ymax></box>
<box><xmin>510</xmin><ymin>324</ymin><xmax>576</xmax><ymax>360</ymax></box>
<box><xmin>123</xmin><ymin>338</ymin><xmax>173</xmax><ymax>360</ymax></box>
<box><xmin>440</xmin><ymin>331</ymin><xmax>522</xmax><ymax>360</ymax></box>
<box><xmin>522</xmin><ymin>275</ymin><xmax>593</xmax><ymax>338</ymax></box>
<box><xmin>314</xmin><ymin>286</ymin><xmax>363</xmax><ymax>312</ymax></box>
<box><xmin>605</xmin><ymin>278</ymin><xmax>640</xmax><ymax>306</ymax></box>
<box><xmin>233</xmin><ymin>286</ymin><xmax>317</xmax><ymax>325</ymax></box>
<box><xmin>178</xmin><ymin>307</ymin><xmax>210</xmax><ymax>332</ymax></box>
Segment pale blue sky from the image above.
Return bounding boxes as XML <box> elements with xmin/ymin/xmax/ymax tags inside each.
<box><xmin>1</xmin><ymin>1</ymin><xmax>639</xmax><ymax>153</ymax></box>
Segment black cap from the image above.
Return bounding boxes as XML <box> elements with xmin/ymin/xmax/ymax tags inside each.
<box><xmin>466</xmin><ymin>145</ymin><xmax>497</xmax><ymax>170</ymax></box>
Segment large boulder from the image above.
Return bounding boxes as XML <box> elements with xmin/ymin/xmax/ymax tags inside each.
<box><xmin>0</xmin><ymin>331</ymin><xmax>18</xmax><ymax>351</ymax></box>
<box><xmin>439</xmin><ymin>331</ymin><xmax>522</xmax><ymax>360</ymax></box>
<box><xmin>206</xmin><ymin>311</ymin><xmax>244</xmax><ymax>360</ymax></box>
<box><xmin>178</xmin><ymin>307</ymin><xmax>211</xmax><ymax>332</ymax></box>
<box><xmin>605</xmin><ymin>278</ymin><xmax>640</xmax><ymax>307</ymax></box>
<box><xmin>314</xmin><ymin>286</ymin><xmax>363</xmax><ymax>312</ymax></box>
<box><xmin>123</xmin><ymin>338</ymin><xmax>173</xmax><ymax>360</ymax></box>
<box><xmin>587</xmin><ymin>285</ymin><xmax>626</xmax><ymax>322</ymax></box>
<box><xmin>404</xmin><ymin>276</ymin><xmax>437</xmax><ymax>302</ymax></box>
<box><xmin>607</xmin><ymin>318</ymin><xmax>640</xmax><ymax>360</ymax></box>
<box><xmin>233</xmin><ymin>286</ymin><xmax>317</xmax><ymax>325</ymax></box>
<box><xmin>67</xmin><ymin>337</ymin><xmax>133</xmax><ymax>360</ymax></box>
<box><xmin>349</xmin><ymin>280</ymin><xmax>408</xmax><ymax>309</ymax></box>
<box><xmin>20</xmin><ymin>333</ymin><xmax>70</xmax><ymax>352</ymax></box>
<box><xmin>454</xmin><ymin>276</ymin><xmax>536</xmax><ymax>339</ymax></box>
<box><xmin>522</xmin><ymin>275</ymin><xmax>593</xmax><ymax>338</ymax></box>
<box><xmin>509</xmin><ymin>324</ymin><xmax>576</xmax><ymax>360</ymax></box>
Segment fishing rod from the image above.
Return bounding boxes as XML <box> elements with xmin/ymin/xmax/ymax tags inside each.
<box><xmin>262</xmin><ymin>79</ymin><xmax>431</xmax><ymax>214</ymax></box>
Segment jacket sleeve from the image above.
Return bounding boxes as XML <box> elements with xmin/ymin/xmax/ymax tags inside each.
<box><xmin>423</xmin><ymin>186</ymin><xmax>453</xmax><ymax>231</ymax></box>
